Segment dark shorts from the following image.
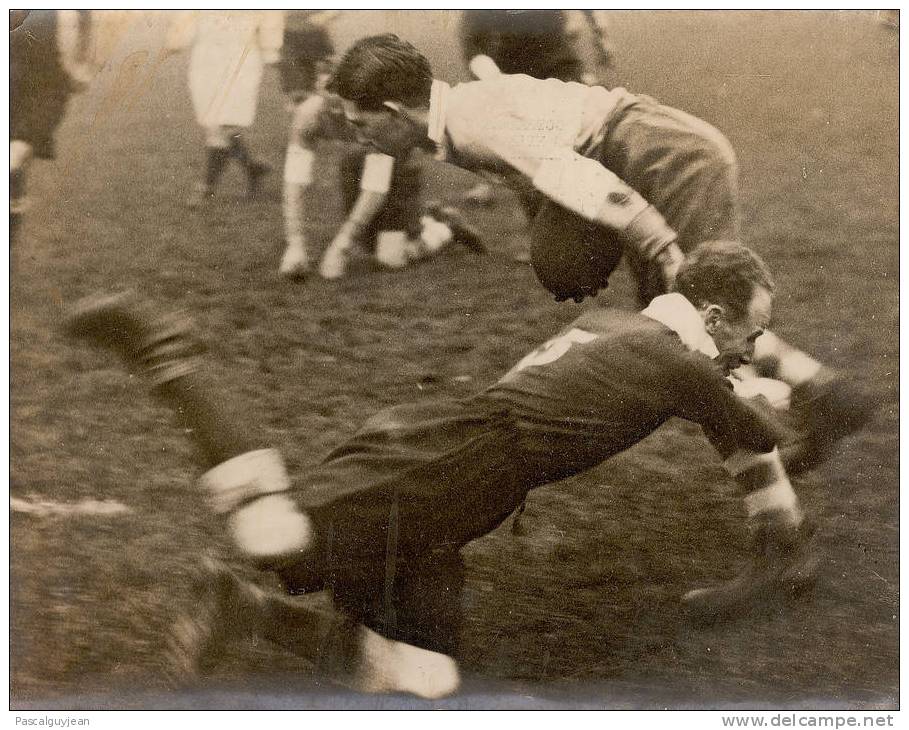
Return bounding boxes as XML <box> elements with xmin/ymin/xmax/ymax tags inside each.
<box><xmin>339</xmin><ymin>146</ymin><xmax>423</xmax><ymax>250</ymax></box>
<box><xmin>278</xmin><ymin>398</ymin><xmax>533</xmax><ymax>653</ymax></box>
<box><xmin>10</xmin><ymin>10</ymin><xmax>75</xmax><ymax>159</ymax></box>
<box><xmin>530</xmin><ymin>91</ymin><xmax>740</xmax><ymax>303</ymax></box>
<box><xmin>594</xmin><ymin>93</ymin><xmax>740</xmax><ymax>250</ymax></box>
<box><xmin>293</xmin><ymin>400</ymin><xmax>530</xmax><ymax>564</ymax></box>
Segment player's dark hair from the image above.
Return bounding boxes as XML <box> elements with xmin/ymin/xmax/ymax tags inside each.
<box><xmin>674</xmin><ymin>240</ymin><xmax>775</xmax><ymax>319</ymax></box>
<box><xmin>329</xmin><ymin>34</ymin><xmax>433</xmax><ymax>111</ymax></box>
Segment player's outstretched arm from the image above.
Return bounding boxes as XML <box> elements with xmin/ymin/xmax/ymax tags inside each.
<box><xmin>320</xmin><ymin>153</ymin><xmax>393</xmax><ymax>279</ymax></box>
<box><xmin>487</xmin><ymin>131</ymin><xmax>685</xmax><ymax>291</ymax></box>
<box><xmin>674</xmin><ymin>356</ymin><xmax>820</xmax><ymax>622</ymax></box>
<box><xmin>280</xmin><ymin>142</ymin><xmax>313</xmax><ymax>276</ymax></box>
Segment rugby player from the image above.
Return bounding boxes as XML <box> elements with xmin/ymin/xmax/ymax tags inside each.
<box><xmin>10</xmin><ymin>10</ymin><xmax>94</xmax><ymax>241</ymax></box>
<box><xmin>279</xmin><ymin>62</ymin><xmax>484</xmax><ymax>280</ymax></box>
<box><xmin>165</xmin><ymin>11</ymin><xmax>283</xmax><ymax>207</ymax></box>
<box><xmin>460</xmin><ymin>10</ymin><xmax>612</xmax><ymax>86</ymax></box>
<box><xmin>328</xmin><ymin>33</ymin><xmax>874</xmax><ymax>462</ymax></box>
<box><xmin>67</xmin><ymin>241</ymin><xmax>824</xmax><ymax>696</ymax></box>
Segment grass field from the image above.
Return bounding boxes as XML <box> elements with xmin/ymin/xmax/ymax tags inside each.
<box><xmin>10</xmin><ymin>10</ymin><xmax>899</xmax><ymax>709</ymax></box>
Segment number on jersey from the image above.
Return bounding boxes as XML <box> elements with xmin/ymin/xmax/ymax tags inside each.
<box><xmin>501</xmin><ymin>328</ymin><xmax>598</xmax><ymax>382</ymax></box>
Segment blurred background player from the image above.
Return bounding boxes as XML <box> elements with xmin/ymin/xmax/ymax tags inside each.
<box><xmin>166</xmin><ymin>11</ymin><xmax>284</xmax><ymax>208</ymax></box>
<box><xmin>10</xmin><ymin>10</ymin><xmax>94</xmax><ymax>242</ymax></box>
<box><xmin>460</xmin><ymin>10</ymin><xmax>612</xmax><ymax>85</ymax></box>
<box><xmin>66</xmin><ymin>242</ymin><xmax>822</xmax><ymax>682</ymax></box>
<box><xmin>279</xmin><ymin>10</ymin><xmax>339</xmax><ymax>105</ymax></box>
<box><xmin>279</xmin><ymin>64</ymin><xmax>484</xmax><ymax>279</ymax></box>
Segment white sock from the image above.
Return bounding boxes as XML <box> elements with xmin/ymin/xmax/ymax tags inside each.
<box><xmin>350</xmin><ymin>626</ymin><xmax>461</xmax><ymax>699</ymax></box>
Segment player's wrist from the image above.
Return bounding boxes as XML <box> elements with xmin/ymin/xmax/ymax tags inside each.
<box><xmin>623</xmin><ymin>205</ymin><xmax>678</xmax><ymax>260</ymax></box>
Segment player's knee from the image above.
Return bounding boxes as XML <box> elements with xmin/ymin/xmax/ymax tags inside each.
<box><xmin>419</xmin><ymin>216</ymin><xmax>453</xmax><ymax>254</ymax></box>
<box><xmin>228</xmin><ymin>494</ymin><xmax>315</xmax><ymax>568</ymax></box>
<box><xmin>199</xmin><ymin>449</ymin><xmax>315</xmax><ymax>567</ymax></box>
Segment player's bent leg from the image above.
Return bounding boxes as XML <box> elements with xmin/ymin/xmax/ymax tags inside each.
<box><xmin>422</xmin><ymin>202</ymin><xmax>486</xmax><ymax>255</ymax></box>
<box><xmin>64</xmin><ymin>293</ymin><xmax>315</xmax><ymax>568</ymax></box>
<box><xmin>225</xmin><ymin>125</ymin><xmax>270</xmax><ymax>199</ymax></box>
<box><xmin>167</xmin><ymin>556</ymin><xmax>459</xmax><ymax>698</ymax></box>
<box><xmin>683</xmin><ymin>449</ymin><xmax>820</xmax><ymax>623</ymax></box>
<box><xmin>191</xmin><ymin>126</ymin><xmax>232</xmax><ymax>207</ymax></box>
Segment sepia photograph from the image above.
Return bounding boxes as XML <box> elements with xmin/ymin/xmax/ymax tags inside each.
<box><xmin>9</xmin><ymin>8</ymin><xmax>899</xmax><ymax>714</ymax></box>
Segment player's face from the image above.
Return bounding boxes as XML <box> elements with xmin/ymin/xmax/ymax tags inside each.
<box><xmin>707</xmin><ymin>286</ymin><xmax>772</xmax><ymax>374</ymax></box>
<box><xmin>341</xmin><ymin>99</ymin><xmax>417</xmax><ymax>157</ymax></box>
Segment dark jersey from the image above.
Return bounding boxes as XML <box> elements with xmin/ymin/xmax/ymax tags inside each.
<box><xmin>480</xmin><ymin>307</ymin><xmax>777</xmax><ymax>473</ymax></box>
<box><xmin>291</xmin><ymin>306</ymin><xmax>779</xmax><ymax>576</ymax></box>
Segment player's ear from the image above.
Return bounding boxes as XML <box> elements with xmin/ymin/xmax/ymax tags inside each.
<box><xmin>702</xmin><ymin>303</ymin><xmax>725</xmax><ymax>334</ymax></box>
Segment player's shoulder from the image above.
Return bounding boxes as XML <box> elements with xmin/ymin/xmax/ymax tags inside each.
<box><xmin>455</xmin><ymin>72</ymin><xmax>546</xmax><ymax>100</ymax></box>
<box><xmin>573</xmin><ymin>306</ymin><xmax>662</xmax><ymax>339</ymax></box>
<box><xmin>575</xmin><ymin>307</ymin><xmax>717</xmax><ymax>370</ymax></box>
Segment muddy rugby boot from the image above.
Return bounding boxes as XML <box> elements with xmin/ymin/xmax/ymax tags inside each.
<box><xmin>64</xmin><ymin>292</ymin><xmax>204</xmax><ymax>386</ymax></box>
<box><xmin>683</xmin><ymin>510</ymin><xmax>821</xmax><ymax>623</ymax></box>
<box><xmin>167</xmin><ymin>556</ymin><xmax>264</xmax><ymax>680</ymax></box>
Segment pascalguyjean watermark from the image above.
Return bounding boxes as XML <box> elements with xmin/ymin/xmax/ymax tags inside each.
<box><xmin>15</xmin><ymin>719</ymin><xmax>90</xmax><ymax>728</ymax></box>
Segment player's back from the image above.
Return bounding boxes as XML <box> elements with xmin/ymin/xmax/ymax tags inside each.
<box><xmin>444</xmin><ymin>74</ymin><xmax>622</xmax><ymax>174</ymax></box>
<box><xmin>478</xmin><ymin>307</ymin><xmax>717</xmax><ymax>471</ymax></box>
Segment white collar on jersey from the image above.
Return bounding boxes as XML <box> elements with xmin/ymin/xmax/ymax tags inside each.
<box><xmin>427</xmin><ymin>79</ymin><xmax>451</xmax><ymax>159</ymax></box>
<box><xmin>640</xmin><ymin>292</ymin><xmax>720</xmax><ymax>359</ymax></box>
